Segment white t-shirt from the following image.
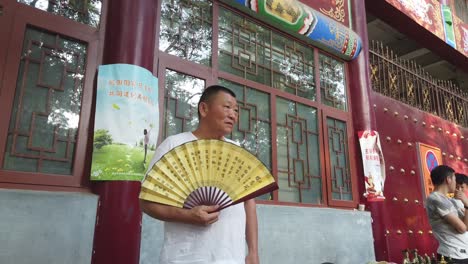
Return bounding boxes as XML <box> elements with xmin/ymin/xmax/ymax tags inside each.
<box><xmin>146</xmin><ymin>132</ymin><xmax>247</xmax><ymax>264</ymax></box>
<box><xmin>426</xmin><ymin>192</ymin><xmax>468</xmax><ymax>259</ymax></box>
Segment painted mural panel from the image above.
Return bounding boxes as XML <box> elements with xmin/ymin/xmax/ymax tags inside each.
<box><xmin>301</xmin><ymin>0</ymin><xmax>350</xmax><ymax>28</ymax></box>
<box><xmin>385</xmin><ymin>0</ymin><xmax>445</xmax><ymax>41</ymax></box>
<box><xmin>454</xmin><ymin>16</ymin><xmax>468</xmax><ymax>57</ymax></box>
<box><xmin>228</xmin><ymin>0</ymin><xmax>362</xmax><ymax>60</ymax></box>
<box><xmin>416</xmin><ymin>143</ymin><xmax>442</xmax><ymax>201</ymax></box>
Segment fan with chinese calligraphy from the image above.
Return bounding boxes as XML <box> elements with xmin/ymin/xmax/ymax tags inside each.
<box><xmin>139</xmin><ymin>139</ymin><xmax>278</xmax><ymax>210</ymax></box>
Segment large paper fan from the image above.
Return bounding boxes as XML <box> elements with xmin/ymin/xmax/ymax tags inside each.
<box><xmin>139</xmin><ymin>139</ymin><xmax>278</xmax><ymax>210</ymax></box>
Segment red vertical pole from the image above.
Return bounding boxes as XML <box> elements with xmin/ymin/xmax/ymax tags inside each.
<box><xmin>91</xmin><ymin>0</ymin><xmax>156</xmax><ymax>263</ymax></box>
<box><xmin>348</xmin><ymin>0</ymin><xmax>385</xmax><ymax>261</ymax></box>
<box><xmin>348</xmin><ymin>0</ymin><xmax>376</xmax><ymax>133</ymax></box>
<box><xmin>348</xmin><ymin>0</ymin><xmax>377</xmax><ymax>202</ymax></box>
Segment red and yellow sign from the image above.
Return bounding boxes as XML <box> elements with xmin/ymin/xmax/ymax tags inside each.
<box><xmin>454</xmin><ymin>16</ymin><xmax>468</xmax><ymax>57</ymax></box>
<box><xmin>417</xmin><ymin>143</ymin><xmax>443</xmax><ymax>198</ymax></box>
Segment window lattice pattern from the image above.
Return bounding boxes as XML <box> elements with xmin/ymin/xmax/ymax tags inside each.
<box><xmin>327</xmin><ymin>117</ymin><xmax>352</xmax><ymax>201</ymax></box>
<box><xmin>276</xmin><ymin>97</ymin><xmax>321</xmax><ymax>204</ymax></box>
<box><xmin>3</xmin><ymin>27</ymin><xmax>87</xmax><ymax>174</ymax></box>
<box><xmin>320</xmin><ymin>54</ymin><xmax>347</xmax><ymax>111</ymax></box>
<box><xmin>221</xmin><ymin>79</ymin><xmax>272</xmax><ymax>200</ymax></box>
<box><xmin>163</xmin><ymin>70</ymin><xmax>205</xmax><ymax>138</ymax></box>
<box><xmin>218</xmin><ymin>8</ymin><xmax>316</xmax><ymax>100</ymax></box>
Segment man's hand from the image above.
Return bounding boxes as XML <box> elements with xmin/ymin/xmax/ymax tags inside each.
<box><xmin>455</xmin><ymin>189</ymin><xmax>468</xmax><ymax>206</ymax></box>
<box><xmin>245</xmin><ymin>252</ymin><xmax>259</xmax><ymax>264</ymax></box>
<box><xmin>189</xmin><ymin>205</ymin><xmax>220</xmax><ymax>226</ymax></box>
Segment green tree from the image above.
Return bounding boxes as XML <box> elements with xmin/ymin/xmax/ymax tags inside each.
<box><xmin>94</xmin><ymin>129</ymin><xmax>113</xmax><ymax>149</ymax></box>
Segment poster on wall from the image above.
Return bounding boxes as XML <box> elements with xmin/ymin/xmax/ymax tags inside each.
<box><xmin>90</xmin><ymin>64</ymin><xmax>159</xmax><ymax>181</ymax></box>
<box><xmin>416</xmin><ymin>143</ymin><xmax>442</xmax><ymax>200</ymax></box>
<box><xmin>358</xmin><ymin>130</ymin><xmax>386</xmax><ymax>201</ymax></box>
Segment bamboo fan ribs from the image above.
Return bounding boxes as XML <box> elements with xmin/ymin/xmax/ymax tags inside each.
<box><xmin>139</xmin><ymin>139</ymin><xmax>278</xmax><ymax>210</ymax></box>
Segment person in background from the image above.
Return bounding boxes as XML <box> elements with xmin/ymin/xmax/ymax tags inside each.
<box><xmin>140</xmin><ymin>85</ymin><xmax>259</xmax><ymax>264</ymax></box>
<box><xmin>143</xmin><ymin>128</ymin><xmax>150</xmax><ymax>163</ymax></box>
<box><xmin>456</xmin><ymin>173</ymin><xmax>468</xmax><ymax>199</ymax></box>
<box><xmin>426</xmin><ymin>165</ymin><xmax>468</xmax><ymax>263</ymax></box>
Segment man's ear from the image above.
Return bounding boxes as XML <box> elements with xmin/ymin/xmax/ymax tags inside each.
<box><xmin>199</xmin><ymin>102</ymin><xmax>209</xmax><ymax>118</ymax></box>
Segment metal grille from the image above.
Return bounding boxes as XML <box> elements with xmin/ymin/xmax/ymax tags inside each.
<box><xmin>369</xmin><ymin>40</ymin><xmax>468</xmax><ymax>127</ymax></box>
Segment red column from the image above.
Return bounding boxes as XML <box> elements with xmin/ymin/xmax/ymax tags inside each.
<box><xmin>348</xmin><ymin>0</ymin><xmax>377</xmax><ymax>201</ymax></box>
<box><xmin>91</xmin><ymin>1</ymin><xmax>156</xmax><ymax>263</ymax></box>
<box><xmin>349</xmin><ymin>0</ymin><xmax>386</xmax><ymax>261</ymax></box>
<box><xmin>348</xmin><ymin>0</ymin><xmax>376</xmax><ymax>132</ymax></box>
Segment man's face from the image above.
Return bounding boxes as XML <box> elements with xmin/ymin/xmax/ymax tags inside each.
<box><xmin>448</xmin><ymin>173</ymin><xmax>457</xmax><ymax>193</ymax></box>
<box><xmin>201</xmin><ymin>91</ymin><xmax>239</xmax><ymax>136</ymax></box>
<box><xmin>457</xmin><ymin>183</ymin><xmax>468</xmax><ymax>192</ymax></box>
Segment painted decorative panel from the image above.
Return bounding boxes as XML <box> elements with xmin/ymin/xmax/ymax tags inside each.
<box><xmin>225</xmin><ymin>0</ymin><xmax>362</xmax><ymax>60</ymax></box>
<box><xmin>3</xmin><ymin>27</ymin><xmax>87</xmax><ymax>174</ymax></box>
<box><xmin>385</xmin><ymin>0</ymin><xmax>444</xmax><ymax>41</ymax></box>
<box><xmin>454</xmin><ymin>16</ymin><xmax>468</xmax><ymax>57</ymax></box>
<box><xmin>301</xmin><ymin>0</ymin><xmax>350</xmax><ymax>28</ymax></box>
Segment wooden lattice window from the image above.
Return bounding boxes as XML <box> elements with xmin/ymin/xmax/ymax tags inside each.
<box><xmin>156</xmin><ymin>2</ymin><xmax>357</xmax><ymax>207</ymax></box>
<box><xmin>3</xmin><ymin>27</ymin><xmax>87</xmax><ymax>175</ymax></box>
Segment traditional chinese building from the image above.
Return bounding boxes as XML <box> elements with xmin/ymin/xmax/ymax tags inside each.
<box><xmin>0</xmin><ymin>0</ymin><xmax>467</xmax><ymax>264</ymax></box>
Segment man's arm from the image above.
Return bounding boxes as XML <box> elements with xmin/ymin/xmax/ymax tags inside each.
<box><xmin>245</xmin><ymin>199</ymin><xmax>259</xmax><ymax>264</ymax></box>
<box><xmin>446</xmin><ymin>189</ymin><xmax>468</xmax><ymax>233</ymax></box>
<box><xmin>140</xmin><ymin>200</ymin><xmax>220</xmax><ymax>226</ymax></box>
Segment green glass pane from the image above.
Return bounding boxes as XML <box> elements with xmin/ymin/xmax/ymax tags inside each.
<box><xmin>246</xmin><ymin>89</ymin><xmax>270</xmax><ymax>121</ymax></box>
<box><xmin>302</xmin><ymin>177</ymin><xmax>323</xmax><ymax>204</ymax></box>
<box><xmin>238</xmin><ymin>108</ymin><xmax>249</xmax><ymax>131</ymax></box>
<box><xmin>276</xmin><ymin>127</ymin><xmax>288</xmax><ymax>171</ymax></box>
<box><xmin>327</xmin><ymin>118</ymin><xmax>352</xmax><ymax>201</ymax></box>
<box><xmin>18</xmin><ymin>0</ymin><xmax>102</xmax><ymax>27</ymax></box>
<box><xmin>159</xmin><ymin>0</ymin><xmax>212</xmax><ymax>66</ymax></box>
<box><xmin>276</xmin><ymin>97</ymin><xmax>293</xmax><ymax>125</ymax></box>
<box><xmin>257</xmin><ymin>122</ymin><xmax>271</xmax><ymax>168</ymax></box>
<box><xmin>320</xmin><ymin>54</ymin><xmax>347</xmax><ymax>111</ymax></box>
<box><xmin>3</xmin><ymin>27</ymin><xmax>87</xmax><ymax>175</ymax></box>
<box><xmin>307</xmin><ymin>134</ymin><xmax>320</xmax><ymax>176</ymax></box>
<box><xmin>163</xmin><ymin>70</ymin><xmax>204</xmax><ymax>138</ymax></box>
<box><xmin>41</xmin><ymin>160</ymin><xmax>72</xmax><ymax>175</ymax></box>
<box><xmin>277</xmin><ymin>172</ymin><xmax>299</xmax><ymax>203</ymax></box>
<box><xmin>297</xmin><ymin>103</ymin><xmax>317</xmax><ymax>132</ymax></box>
<box><xmin>43</xmin><ymin>141</ymin><xmax>67</xmax><ymax>159</ymax></box>
<box><xmin>31</xmin><ymin>115</ymin><xmax>55</xmax><ymax>149</ymax></box>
